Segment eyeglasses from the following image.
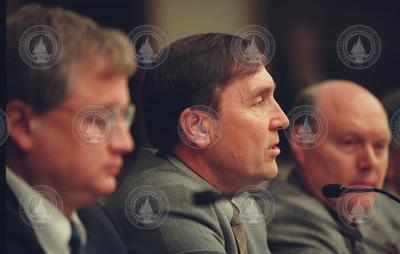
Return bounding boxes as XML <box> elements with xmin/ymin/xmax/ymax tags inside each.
<box><xmin>109</xmin><ymin>103</ymin><xmax>136</xmax><ymax>129</ymax></box>
<box><xmin>54</xmin><ymin>103</ymin><xmax>136</xmax><ymax>130</ymax></box>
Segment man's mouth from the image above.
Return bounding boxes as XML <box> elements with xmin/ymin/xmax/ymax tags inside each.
<box><xmin>267</xmin><ymin>141</ymin><xmax>281</xmax><ymax>157</ymax></box>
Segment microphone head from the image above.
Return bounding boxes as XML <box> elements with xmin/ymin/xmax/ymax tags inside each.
<box><xmin>193</xmin><ymin>191</ymin><xmax>222</xmax><ymax>206</ymax></box>
<box><xmin>322</xmin><ymin>184</ymin><xmax>345</xmax><ymax>198</ymax></box>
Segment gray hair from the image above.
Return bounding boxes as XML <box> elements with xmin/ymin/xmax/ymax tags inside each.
<box><xmin>6</xmin><ymin>4</ymin><xmax>135</xmax><ymax>113</ymax></box>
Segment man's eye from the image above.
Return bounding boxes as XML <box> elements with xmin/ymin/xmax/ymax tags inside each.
<box><xmin>254</xmin><ymin>97</ymin><xmax>265</xmax><ymax>106</ymax></box>
<box><xmin>342</xmin><ymin>139</ymin><xmax>355</xmax><ymax>145</ymax></box>
<box><xmin>374</xmin><ymin>143</ymin><xmax>386</xmax><ymax>150</ymax></box>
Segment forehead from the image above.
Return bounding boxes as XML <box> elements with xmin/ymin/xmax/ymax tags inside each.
<box><xmin>321</xmin><ymin>95</ymin><xmax>390</xmax><ymax>139</ymax></box>
<box><xmin>65</xmin><ymin>60</ymin><xmax>129</xmax><ymax>106</ymax></box>
<box><xmin>220</xmin><ymin>67</ymin><xmax>275</xmax><ymax>100</ymax></box>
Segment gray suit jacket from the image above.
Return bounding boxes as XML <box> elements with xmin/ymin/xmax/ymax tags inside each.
<box><xmin>267</xmin><ymin>171</ymin><xmax>400</xmax><ymax>254</ymax></box>
<box><xmin>105</xmin><ymin>148</ymin><xmax>270</xmax><ymax>254</ymax></box>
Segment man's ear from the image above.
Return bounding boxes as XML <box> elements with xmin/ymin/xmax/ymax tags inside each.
<box><xmin>178</xmin><ymin>107</ymin><xmax>218</xmax><ymax>149</ymax></box>
<box><xmin>6</xmin><ymin>100</ymin><xmax>36</xmax><ymax>151</ymax></box>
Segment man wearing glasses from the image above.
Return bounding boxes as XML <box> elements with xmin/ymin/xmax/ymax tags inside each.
<box><xmin>6</xmin><ymin>4</ymin><xmax>135</xmax><ymax>254</ymax></box>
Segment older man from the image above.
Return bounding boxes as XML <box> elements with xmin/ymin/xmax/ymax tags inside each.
<box><xmin>105</xmin><ymin>33</ymin><xmax>289</xmax><ymax>253</ymax></box>
<box><xmin>6</xmin><ymin>4</ymin><xmax>135</xmax><ymax>254</ymax></box>
<box><xmin>267</xmin><ymin>80</ymin><xmax>400</xmax><ymax>254</ymax></box>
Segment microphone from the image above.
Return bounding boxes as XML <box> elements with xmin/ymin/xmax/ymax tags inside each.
<box><xmin>322</xmin><ymin>184</ymin><xmax>400</xmax><ymax>204</ymax></box>
<box><xmin>322</xmin><ymin>184</ymin><xmax>347</xmax><ymax>198</ymax></box>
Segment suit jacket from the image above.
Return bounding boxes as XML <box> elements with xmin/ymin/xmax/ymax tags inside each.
<box><xmin>104</xmin><ymin>148</ymin><xmax>270</xmax><ymax>254</ymax></box>
<box><xmin>6</xmin><ymin>184</ymin><xmax>127</xmax><ymax>254</ymax></box>
<box><xmin>266</xmin><ymin>171</ymin><xmax>400</xmax><ymax>254</ymax></box>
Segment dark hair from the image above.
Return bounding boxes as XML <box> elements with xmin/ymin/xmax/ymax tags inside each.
<box><xmin>6</xmin><ymin>4</ymin><xmax>135</xmax><ymax>113</ymax></box>
<box><xmin>143</xmin><ymin>33</ymin><xmax>266</xmax><ymax>152</ymax></box>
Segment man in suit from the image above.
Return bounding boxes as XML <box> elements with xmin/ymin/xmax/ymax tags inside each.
<box><xmin>267</xmin><ymin>80</ymin><xmax>400</xmax><ymax>254</ymax></box>
<box><xmin>105</xmin><ymin>33</ymin><xmax>289</xmax><ymax>253</ymax></box>
<box><xmin>6</xmin><ymin>4</ymin><xmax>135</xmax><ymax>254</ymax></box>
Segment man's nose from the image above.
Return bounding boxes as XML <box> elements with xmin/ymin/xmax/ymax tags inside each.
<box><xmin>270</xmin><ymin>99</ymin><xmax>289</xmax><ymax>130</ymax></box>
<box><xmin>109</xmin><ymin>120</ymin><xmax>135</xmax><ymax>154</ymax></box>
<box><xmin>357</xmin><ymin>143</ymin><xmax>378</xmax><ymax>172</ymax></box>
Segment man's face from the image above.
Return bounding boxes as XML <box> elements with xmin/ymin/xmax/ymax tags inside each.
<box><xmin>28</xmin><ymin>58</ymin><xmax>134</xmax><ymax>207</ymax></box>
<box><xmin>296</xmin><ymin>93</ymin><xmax>391</xmax><ymax>209</ymax></box>
<box><xmin>207</xmin><ymin>67</ymin><xmax>289</xmax><ymax>191</ymax></box>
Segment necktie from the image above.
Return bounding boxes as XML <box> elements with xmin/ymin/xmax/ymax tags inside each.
<box><xmin>351</xmin><ymin>236</ymin><xmax>367</xmax><ymax>254</ymax></box>
<box><xmin>69</xmin><ymin>221</ymin><xmax>86</xmax><ymax>254</ymax></box>
<box><xmin>230</xmin><ymin>203</ymin><xmax>248</xmax><ymax>254</ymax></box>
<box><xmin>349</xmin><ymin>225</ymin><xmax>366</xmax><ymax>254</ymax></box>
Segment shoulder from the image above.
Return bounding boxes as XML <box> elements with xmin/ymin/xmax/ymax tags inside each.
<box><xmin>109</xmin><ymin>149</ymin><xmax>212</xmax><ymax>207</ymax></box>
<box><xmin>104</xmin><ymin>149</ymin><xmax>248</xmax><ymax>253</ymax></box>
<box><xmin>362</xmin><ymin>196</ymin><xmax>400</xmax><ymax>253</ymax></box>
<box><xmin>6</xmin><ymin>184</ymin><xmax>45</xmax><ymax>254</ymax></box>
<box><xmin>267</xmin><ymin>177</ymin><xmax>350</xmax><ymax>254</ymax></box>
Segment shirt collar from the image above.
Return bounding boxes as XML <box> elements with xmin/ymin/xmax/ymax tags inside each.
<box><xmin>6</xmin><ymin>166</ymin><xmax>87</xmax><ymax>254</ymax></box>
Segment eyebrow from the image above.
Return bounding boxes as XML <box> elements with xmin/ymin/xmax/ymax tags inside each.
<box><xmin>248</xmin><ymin>82</ymin><xmax>276</xmax><ymax>98</ymax></box>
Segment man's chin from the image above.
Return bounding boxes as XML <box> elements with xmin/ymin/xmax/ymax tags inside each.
<box><xmin>262</xmin><ymin>162</ymin><xmax>278</xmax><ymax>181</ymax></box>
<box><xmin>95</xmin><ymin>178</ymin><xmax>117</xmax><ymax>196</ymax></box>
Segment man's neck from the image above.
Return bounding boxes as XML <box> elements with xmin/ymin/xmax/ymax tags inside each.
<box><xmin>172</xmin><ymin>145</ymin><xmax>248</xmax><ymax>194</ymax></box>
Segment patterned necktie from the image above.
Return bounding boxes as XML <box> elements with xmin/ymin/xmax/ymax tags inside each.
<box><xmin>69</xmin><ymin>221</ymin><xmax>86</xmax><ymax>254</ymax></box>
<box><xmin>230</xmin><ymin>204</ymin><xmax>248</xmax><ymax>254</ymax></box>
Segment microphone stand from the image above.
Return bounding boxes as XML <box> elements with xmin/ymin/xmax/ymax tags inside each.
<box><xmin>345</xmin><ymin>187</ymin><xmax>400</xmax><ymax>204</ymax></box>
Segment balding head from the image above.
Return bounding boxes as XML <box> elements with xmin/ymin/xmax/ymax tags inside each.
<box><xmin>291</xmin><ymin>80</ymin><xmax>391</xmax><ymax>211</ymax></box>
<box><xmin>304</xmin><ymin>80</ymin><xmax>388</xmax><ymax>123</ymax></box>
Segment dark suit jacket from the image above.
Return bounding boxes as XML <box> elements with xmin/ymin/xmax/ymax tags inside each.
<box><xmin>6</xmin><ymin>184</ymin><xmax>127</xmax><ymax>254</ymax></box>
